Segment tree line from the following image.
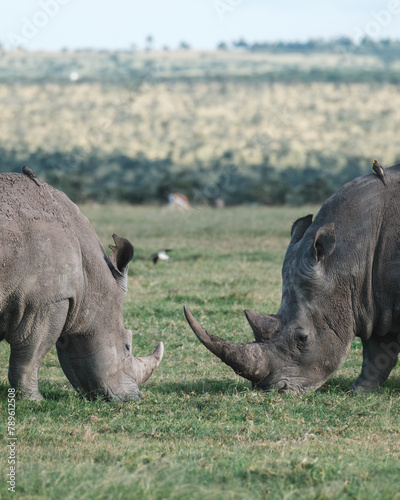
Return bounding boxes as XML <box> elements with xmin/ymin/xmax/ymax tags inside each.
<box><xmin>0</xmin><ymin>147</ymin><xmax>372</xmax><ymax>206</ymax></box>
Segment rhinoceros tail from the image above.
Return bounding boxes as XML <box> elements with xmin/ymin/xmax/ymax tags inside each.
<box><xmin>184</xmin><ymin>305</ymin><xmax>270</xmax><ymax>383</ymax></box>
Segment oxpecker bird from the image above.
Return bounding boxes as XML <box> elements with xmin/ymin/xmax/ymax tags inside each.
<box><xmin>22</xmin><ymin>165</ymin><xmax>40</xmax><ymax>187</ymax></box>
<box><xmin>372</xmin><ymin>160</ymin><xmax>387</xmax><ymax>186</ymax></box>
<box><xmin>151</xmin><ymin>249</ymin><xmax>172</xmax><ymax>265</ymax></box>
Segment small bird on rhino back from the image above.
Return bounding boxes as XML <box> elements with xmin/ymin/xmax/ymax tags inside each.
<box><xmin>372</xmin><ymin>160</ymin><xmax>387</xmax><ymax>186</ymax></box>
<box><xmin>151</xmin><ymin>249</ymin><xmax>172</xmax><ymax>265</ymax></box>
<box><xmin>22</xmin><ymin>165</ymin><xmax>40</xmax><ymax>187</ymax></box>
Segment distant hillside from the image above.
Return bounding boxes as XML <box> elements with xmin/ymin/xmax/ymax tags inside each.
<box><xmin>1</xmin><ymin>45</ymin><xmax>400</xmax><ymax>85</ymax></box>
<box><xmin>0</xmin><ymin>49</ymin><xmax>399</xmax><ymax>205</ymax></box>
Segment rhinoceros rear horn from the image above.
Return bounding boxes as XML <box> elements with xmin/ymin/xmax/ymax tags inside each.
<box><xmin>184</xmin><ymin>306</ymin><xmax>270</xmax><ymax>383</ymax></box>
<box><xmin>244</xmin><ymin>310</ymin><xmax>281</xmax><ymax>342</ymax></box>
<box><xmin>133</xmin><ymin>342</ymin><xmax>164</xmax><ymax>386</ymax></box>
<box><xmin>108</xmin><ymin>234</ymin><xmax>134</xmax><ymax>293</ymax></box>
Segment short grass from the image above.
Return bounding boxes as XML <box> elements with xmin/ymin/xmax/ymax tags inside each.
<box><xmin>1</xmin><ymin>205</ymin><xmax>400</xmax><ymax>499</ymax></box>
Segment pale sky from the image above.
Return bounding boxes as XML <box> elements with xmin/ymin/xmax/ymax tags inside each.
<box><xmin>1</xmin><ymin>0</ymin><xmax>400</xmax><ymax>51</ymax></box>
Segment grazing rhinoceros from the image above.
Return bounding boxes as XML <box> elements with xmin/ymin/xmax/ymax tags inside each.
<box><xmin>185</xmin><ymin>164</ymin><xmax>400</xmax><ymax>393</ymax></box>
<box><xmin>0</xmin><ymin>173</ymin><xmax>163</xmax><ymax>401</ymax></box>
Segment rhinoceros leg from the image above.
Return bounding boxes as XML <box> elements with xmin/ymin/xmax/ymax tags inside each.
<box><xmin>350</xmin><ymin>335</ymin><xmax>400</xmax><ymax>393</ymax></box>
<box><xmin>8</xmin><ymin>300</ymin><xmax>69</xmax><ymax>400</ymax></box>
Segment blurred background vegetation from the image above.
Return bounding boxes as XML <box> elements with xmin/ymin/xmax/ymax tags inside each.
<box><xmin>1</xmin><ymin>37</ymin><xmax>399</xmax><ymax>205</ymax></box>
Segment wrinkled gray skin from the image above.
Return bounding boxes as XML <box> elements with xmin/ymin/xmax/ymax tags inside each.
<box><xmin>0</xmin><ymin>173</ymin><xmax>163</xmax><ymax>401</ymax></box>
<box><xmin>185</xmin><ymin>164</ymin><xmax>400</xmax><ymax>393</ymax></box>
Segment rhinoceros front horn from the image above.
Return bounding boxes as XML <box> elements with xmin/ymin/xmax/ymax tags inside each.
<box><xmin>133</xmin><ymin>342</ymin><xmax>164</xmax><ymax>386</ymax></box>
<box><xmin>184</xmin><ymin>306</ymin><xmax>270</xmax><ymax>383</ymax></box>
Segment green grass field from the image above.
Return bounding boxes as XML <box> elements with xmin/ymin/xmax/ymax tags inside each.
<box><xmin>1</xmin><ymin>205</ymin><xmax>400</xmax><ymax>499</ymax></box>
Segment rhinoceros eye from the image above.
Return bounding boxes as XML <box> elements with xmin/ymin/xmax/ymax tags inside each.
<box><xmin>125</xmin><ymin>344</ymin><xmax>131</xmax><ymax>353</ymax></box>
<box><xmin>295</xmin><ymin>329</ymin><xmax>309</xmax><ymax>344</ymax></box>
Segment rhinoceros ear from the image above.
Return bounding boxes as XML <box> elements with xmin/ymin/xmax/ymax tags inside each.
<box><xmin>108</xmin><ymin>234</ymin><xmax>134</xmax><ymax>293</ymax></box>
<box><xmin>314</xmin><ymin>223</ymin><xmax>336</xmax><ymax>261</ymax></box>
<box><xmin>290</xmin><ymin>214</ymin><xmax>313</xmax><ymax>244</ymax></box>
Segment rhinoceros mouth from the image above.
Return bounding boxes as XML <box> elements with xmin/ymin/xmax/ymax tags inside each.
<box><xmin>257</xmin><ymin>378</ymin><xmax>314</xmax><ymax>394</ymax></box>
<box><xmin>84</xmin><ymin>383</ymin><xmax>142</xmax><ymax>402</ymax></box>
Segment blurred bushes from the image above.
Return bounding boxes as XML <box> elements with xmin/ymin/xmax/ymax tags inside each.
<box><xmin>0</xmin><ymin>147</ymin><xmax>369</xmax><ymax>206</ymax></box>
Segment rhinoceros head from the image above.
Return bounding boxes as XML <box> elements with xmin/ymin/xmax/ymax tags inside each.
<box><xmin>56</xmin><ymin>328</ymin><xmax>164</xmax><ymax>401</ymax></box>
<box><xmin>56</xmin><ymin>234</ymin><xmax>164</xmax><ymax>401</ymax></box>
<box><xmin>185</xmin><ymin>214</ymin><xmax>353</xmax><ymax>393</ymax></box>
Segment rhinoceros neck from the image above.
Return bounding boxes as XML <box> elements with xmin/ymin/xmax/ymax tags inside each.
<box><xmin>313</xmin><ymin>168</ymin><xmax>400</xmax><ymax>340</ymax></box>
<box><xmin>61</xmin><ymin>213</ymin><xmax>124</xmax><ymax>336</ymax></box>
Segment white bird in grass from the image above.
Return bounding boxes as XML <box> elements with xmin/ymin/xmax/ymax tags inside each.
<box><xmin>151</xmin><ymin>249</ymin><xmax>172</xmax><ymax>265</ymax></box>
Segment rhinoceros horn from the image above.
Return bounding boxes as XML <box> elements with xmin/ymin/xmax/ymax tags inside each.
<box><xmin>184</xmin><ymin>306</ymin><xmax>271</xmax><ymax>383</ymax></box>
<box><xmin>244</xmin><ymin>310</ymin><xmax>281</xmax><ymax>342</ymax></box>
<box><xmin>133</xmin><ymin>342</ymin><xmax>164</xmax><ymax>386</ymax></box>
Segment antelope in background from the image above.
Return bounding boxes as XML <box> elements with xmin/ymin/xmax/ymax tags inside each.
<box><xmin>168</xmin><ymin>192</ymin><xmax>190</xmax><ymax>210</ymax></box>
